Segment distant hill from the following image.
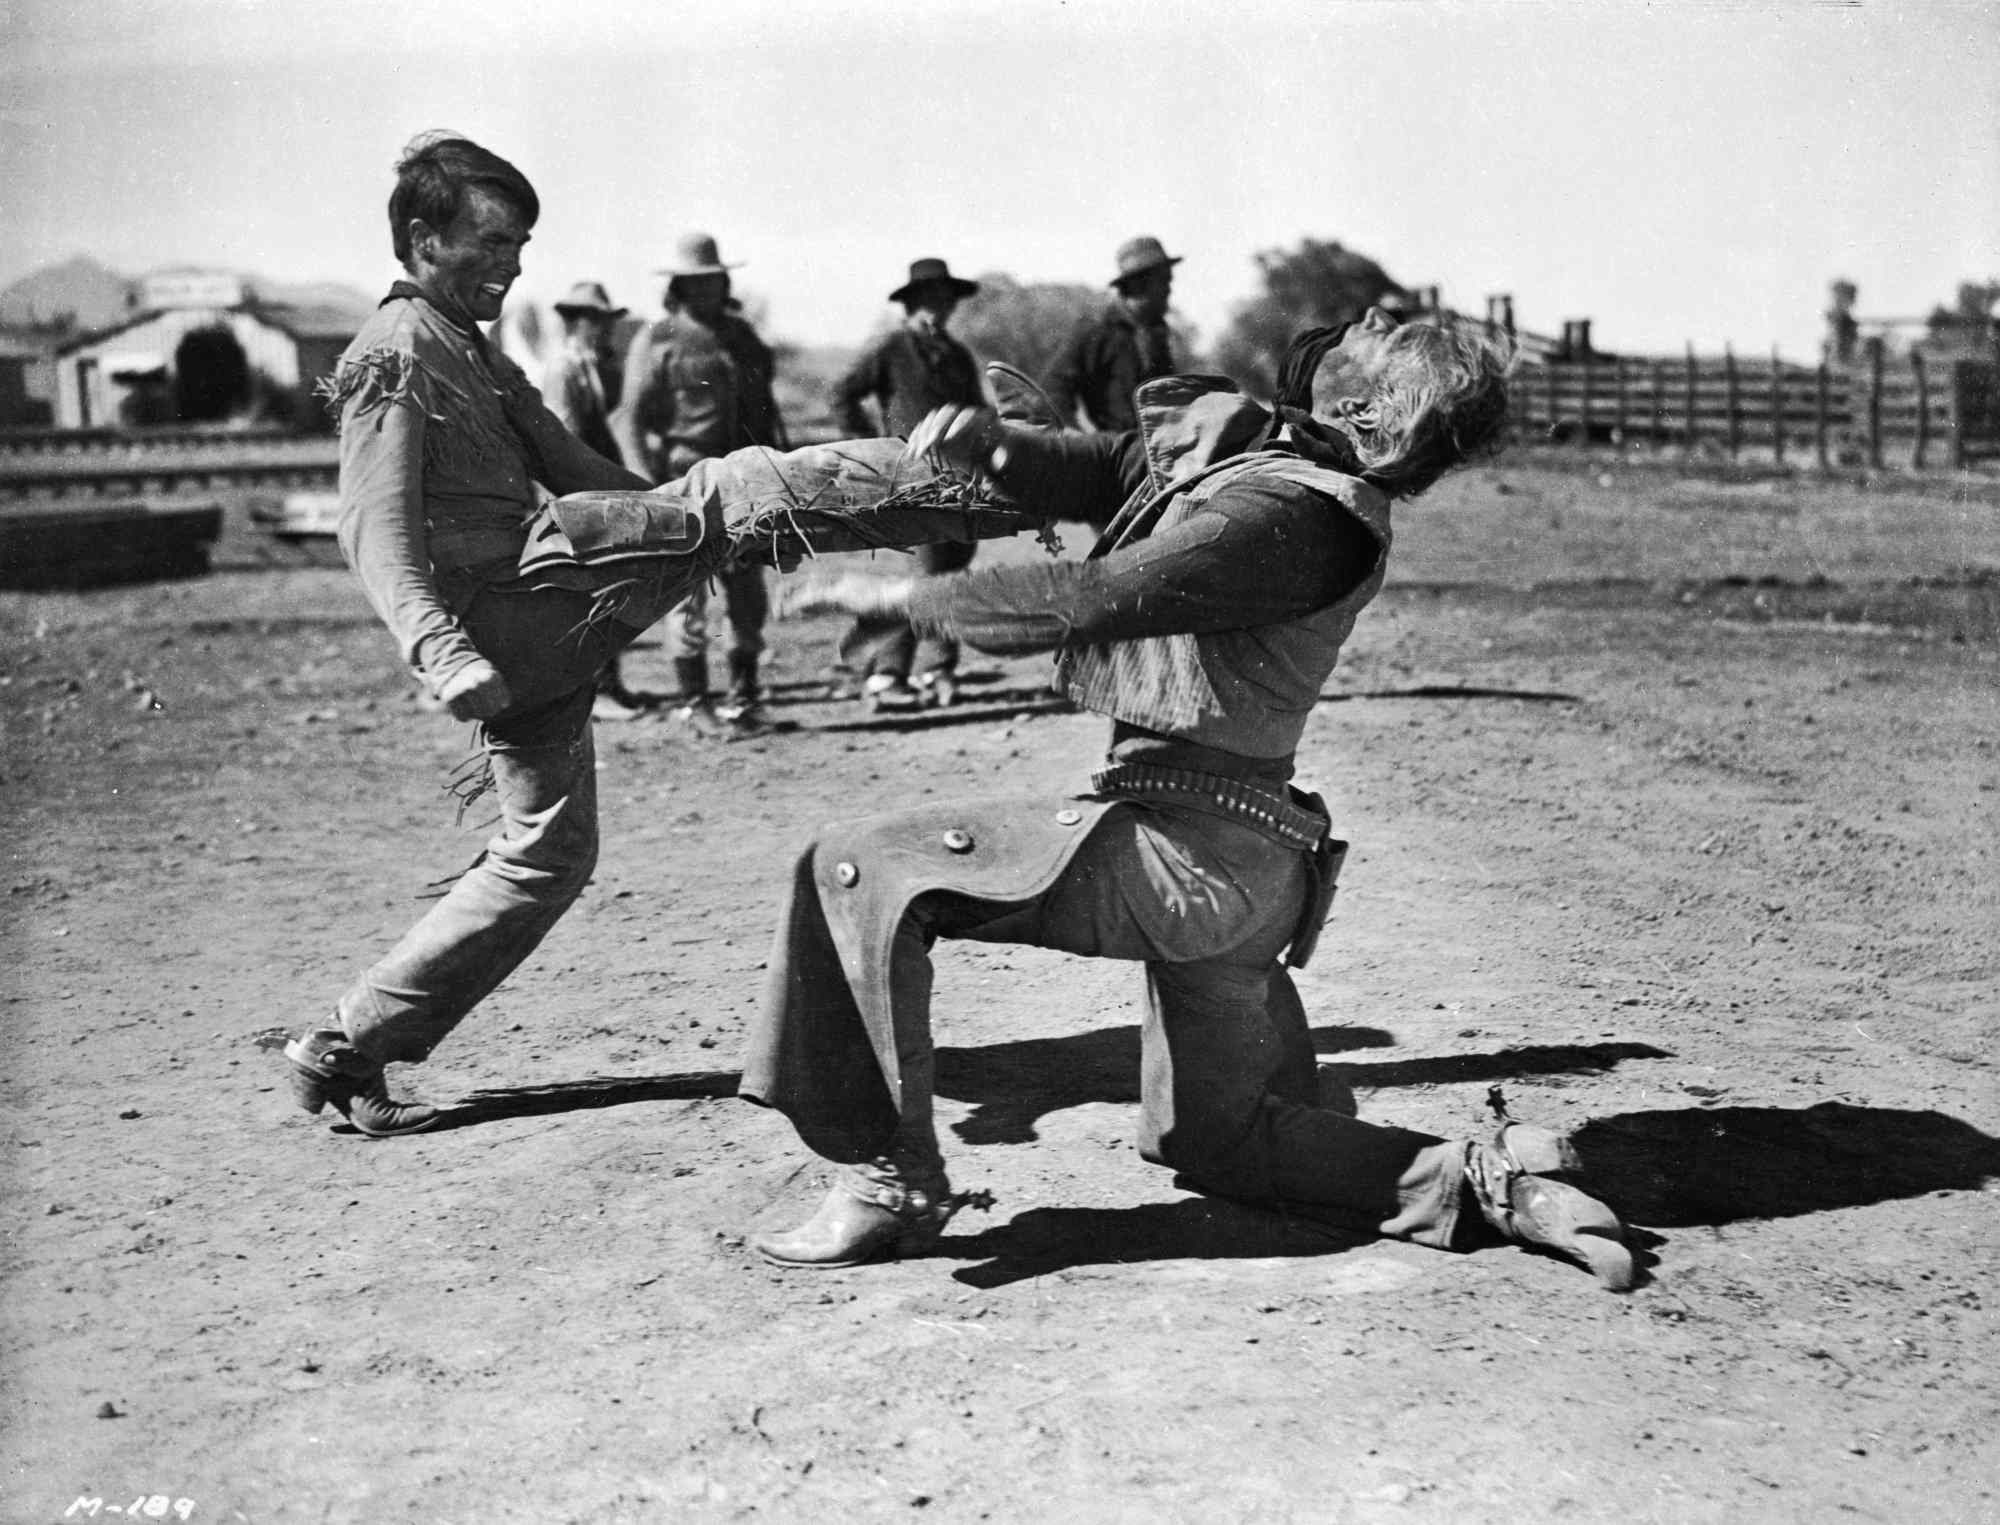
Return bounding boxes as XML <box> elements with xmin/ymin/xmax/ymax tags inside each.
<box><xmin>0</xmin><ymin>255</ymin><xmax>137</xmax><ymax>332</ymax></box>
<box><xmin>0</xmin><ymin>258</ymin><xmax>377</xmax><ymax>339</ymax></box>
<box><xmin>246</xmin><ymin>277</ymin><xmax>376</xmax><ymax>325</ymax></box>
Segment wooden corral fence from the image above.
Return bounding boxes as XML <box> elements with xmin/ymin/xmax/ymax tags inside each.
<box><xmin>0</xmin><ymin>425</ymin><xmax>338</xmax><ymax>501</ymax></box>
<box><xmin>1510</xmin><ymin>347</ymin><xmax>2000</xmax><ymax>471</ymax></box>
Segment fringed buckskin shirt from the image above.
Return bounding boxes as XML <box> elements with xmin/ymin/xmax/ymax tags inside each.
<box><xmin>321</xmin><ymin>283</ymin><xmax>647</xmax><ymax>690</ymax></box>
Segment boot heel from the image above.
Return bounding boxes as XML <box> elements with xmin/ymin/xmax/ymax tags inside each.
<box><xmin>282</xmin><ymin>1038</ymin><xmax>335</xmax><ymax>1115</ymax></box>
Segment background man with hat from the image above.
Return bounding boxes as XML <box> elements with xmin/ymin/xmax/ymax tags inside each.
<box><xmin>543</xmin><ymin>280</ymin><xmax>655</xmax><ymax>719</ymax></box>
<box><xmin>612</xmin><ymin>233</ymin><xmax>787</xmax><ymax>727</ymax></box>
<box><xmin>542</xmin><ymin>280</ymin><xmax>626</xmax><ymax>460</ymax></box>
<box><xmin>830</xmin><ymin>257</ymin><xmax>989</xmax><ymax>709</ymax></box>
<box><xmin>1047</xmin><ymin>235</ymin><xmax>1183</xmax><ymax>438</ymax></box>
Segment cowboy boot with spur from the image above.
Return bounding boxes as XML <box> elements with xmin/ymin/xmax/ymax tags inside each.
<box><xmin>1462</xmin><ymin>1137</ymin><xmax>1635</xmax><ymax>1290</ymax></box>
<box><xmin>284</xmin><ymin>1028</ymin><xmax>439</xmax><ymax>1138</ymax></box>
<box><xmin>753</xmin><ymin>1162</ymin><xmax>964</xmax><ymax>1269</ymax></box>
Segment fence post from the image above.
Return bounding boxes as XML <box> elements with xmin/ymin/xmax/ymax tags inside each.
<box><xmin>1814</xmin><ymin>359</ymin><xmax>1830</xmax><ymax>469</ymax></box>
<box><xmin>1685</xmin><ymin>344</ymin><xmax>1699</xmax><ymax>454</ymax></box>
<box><xmin>1546</xmin><ymin>358</ymin><xmax>1559</xmax><ymax>445</ymax></box>
<box><xmin>1650</xmin><ymin>359</ymin><xmax>1665</xmax><ymax>449</ymax></box>
<box><xmin>1911</xmin><ymin>350</ymin><xmax>1929</xmax><ymax>470</ymax></box>
<box><xmin>1948</xmin><ymin>360</ymin><xmax>1969</xmax><ymax>469</ymax></box>
<box><xmin>1614</xmin><ymin>357</ymin><xmax>1629</xmax><ymax>453</ymax></box>
<box><xmin>1770</xmin><ymin>347</ymin><xmax>1785</xmax><ymax>466</ymax></box>
<box><xmin>1724</xmin><ymin>345</ymin><xmax>1740</xmax><ymax>459</ymax></box>
<box><xmin>1866</xmin><ymin>339</ymin><xmax>1884</xmax><ymax>469</ymax></box>
<box><xmin>1578</xmin><ymin>355</ymin><xmax>1594</xmax><ymax>452</ymax></box>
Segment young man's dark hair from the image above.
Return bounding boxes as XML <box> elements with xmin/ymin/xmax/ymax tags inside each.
<box><xmin>387</xmin><ymin>131</ymin><xmax>541</xmax><ymax>267</ymax></box>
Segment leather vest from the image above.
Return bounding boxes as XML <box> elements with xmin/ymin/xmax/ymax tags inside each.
<box><xmin>1054</xmin><ymin>377</ymin><xmax>1393</xmax><ymax>759</ymax></box>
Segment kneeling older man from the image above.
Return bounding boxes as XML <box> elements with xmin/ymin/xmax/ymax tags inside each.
<box><xmin>742</xmin><ymin>309</ymin><xmax>1637</xmax><ymax>1290</ymax></box>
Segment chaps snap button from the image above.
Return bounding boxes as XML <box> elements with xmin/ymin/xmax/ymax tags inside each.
<box><xmin>834</xmin><ymin>861</ymin><xmax>860</xmax><ymax>887</ymax></box>
<box><xmin>941</xmin><ymin>829</ymin><xmax>974</xmax><ymax>854</ymax></box>
<box><xmin>1055</xmin><ymin>808</ymin><xmax>1082</xmax><ymax>826</ymax></box>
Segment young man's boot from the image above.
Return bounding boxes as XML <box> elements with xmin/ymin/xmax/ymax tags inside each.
<box><xmin>283</xmin><ymin>1027</ymin><xmax>438</xmax><ymax>1137</ymax></box>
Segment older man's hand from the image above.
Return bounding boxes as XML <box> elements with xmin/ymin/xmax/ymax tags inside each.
<box><xmin>436</xmin><ymin>659</ymin><xmax>513</xmax><ymax>722</ymax></box>
<box><xmin>904</xmin><ymin>405</ymin><xmax>1005</xmax><ymax>475</ymax></box>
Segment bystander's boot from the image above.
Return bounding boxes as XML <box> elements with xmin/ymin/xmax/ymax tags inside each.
<box><xmin>718</xmin><ymin>651</ymin><xmax>762</xmax><ymax>723</ymax></box>
<box><xmin>862</xmin><ymin>672</ymin><xmax>921</xmax><ymax>712</ymax></box>
<box><xmin>592</xmin><ymin>657</ymin><xmax>648</xmax><ymax>723</ymax></box>
<box><xmin>668</xmin><ymin>656</ymin><xmax>714</xmax><ymax>724</ymax></box>
<box><xmin>912</xmin><ymin>667</ymin><xmax>958</xmax><ymax>709</ymax></box>
<box><xmin>283</xmin><ymin>1027</ymin><xmax>438</xmax><ymax>1137</ymax></box>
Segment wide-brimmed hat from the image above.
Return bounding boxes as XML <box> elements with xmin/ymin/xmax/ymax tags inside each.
<box><xmin>889</xmin><ymin>257</ymin><xmax>981</xmax><ymax>304</ymax></box>
<box><xmin>1111</xmin><ymin>235</ymin><xmax>1183</xmax><ymax>287</ymax></box>
<box><xmin>655</xmin><ymin>232</ymin><xmax>742</xmax><ymax>279</ymax></box>
<box><xmin>552</xmin><ymin>280</ymin><xmax>626</xmax><ymax>317</ymax></box>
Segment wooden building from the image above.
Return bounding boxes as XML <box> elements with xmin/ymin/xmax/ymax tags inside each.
<box><xmin>52</xmin><ymin>270</ymin><xmax>364</xmax><ymax>431</ymax></box>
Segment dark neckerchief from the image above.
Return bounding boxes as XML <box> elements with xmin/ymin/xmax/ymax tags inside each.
<box><xmin>1273</xmin><ymin>405</ymin><xmax>1380</xmax><ymax>486</ymax></box>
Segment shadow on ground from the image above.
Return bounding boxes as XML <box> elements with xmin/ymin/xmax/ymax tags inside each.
<box><xmin>419</xmin><ymin>1070</ymin><xmax>740</xmax><ymax>1132</ymax></box>
<box><xmin>940</xmin><ymin>1030</ymin><xmax>1669</xmax><ymax>1146</ymax></box>
<box><xmin>1572</xmin><ymin>1101</ymin><xmax>2000</xmax><ymax>1226</ymax></box>
<box><xmin>941</xmin><ymin>1196</ymin><xmax>1369</xmax><ymax>1289</ymax></box>
<box><xmin>941</xmin><ymin>1101</ymin><xmax>2000</xmax><ymax>1287</ymax></box>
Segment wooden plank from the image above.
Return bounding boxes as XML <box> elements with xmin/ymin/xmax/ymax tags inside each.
<box><xmin>0</xmin><ymin>497</ymin><xmax>224</xmax><ymax>588</ymax></box>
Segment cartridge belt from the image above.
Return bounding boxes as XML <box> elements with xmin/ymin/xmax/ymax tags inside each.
<box><xmin>1088</xmin><ymin>762</ymin><xmax>1328</xmax><ymax>850</ymax></box>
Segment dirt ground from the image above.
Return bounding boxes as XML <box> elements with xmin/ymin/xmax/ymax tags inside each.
<box><xmin>3</xmin><ymin>460</ymin><xmax>1997</xmax><ymax>1525</ymax></box>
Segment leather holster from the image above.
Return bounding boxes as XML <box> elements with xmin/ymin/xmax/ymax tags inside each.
<box><xmin>1284</xmin><ymin>790</ymin><xmax>1347</xmax><ymax>970</ymax></box>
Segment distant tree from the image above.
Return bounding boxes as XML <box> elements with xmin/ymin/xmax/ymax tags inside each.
<box><xmin>1918</xmin><ymin>279</ymin><xmax>2000</xmax><ymax>356</ymax></box>
<box><xmin>953</xmin><ymin>272</ymin><xmax>1105</xmax><ymax>392</ymax></box>
<box><xmin>1211</xmin><ymin>238</ymin><xmax>1407</xmax><ymax>399</ymax></box>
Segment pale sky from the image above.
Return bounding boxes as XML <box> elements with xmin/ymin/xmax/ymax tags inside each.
<box><xmin>2</xmin><ymin>0</ymin><xmax>1994</xmax><ymax>359</ymax></box>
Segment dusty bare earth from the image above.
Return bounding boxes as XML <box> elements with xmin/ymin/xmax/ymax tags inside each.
<box><xmin>3</xmin><ymin>460</ymin><xmax>1997</xmax><ymax>1525</ymax></box>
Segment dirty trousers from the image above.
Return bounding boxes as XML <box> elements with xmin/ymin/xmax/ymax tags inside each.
<box><xmin>335</xmin><ymin>579</ymin><xmax>657</xmax><ymax>1063</ymax></box>
<box><xmin>795</xmin><ymin>803</ymin><xmax>1470</xmax><ymax>1249</ymax></box>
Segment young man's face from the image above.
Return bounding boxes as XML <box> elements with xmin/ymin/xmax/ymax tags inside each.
<box><xmin>1309</xmin><ymin>306</ymin><xmax>1407</xmax><ymax>420</ymax></box>
<box><xmin>410</xmin><ymin>187</ymin><xmax>530</xmax><ymax>325</ymax></box>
